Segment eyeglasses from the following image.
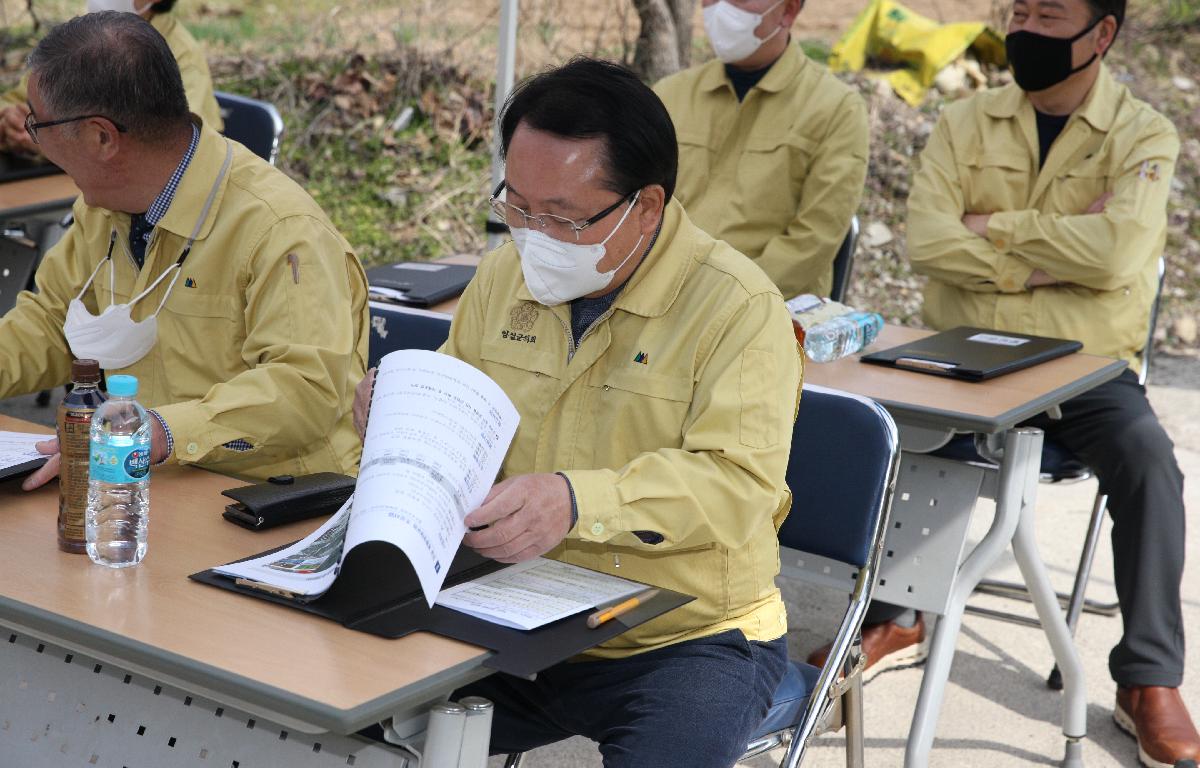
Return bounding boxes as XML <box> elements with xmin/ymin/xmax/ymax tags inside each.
<box><xmin>489</xmin><ymin>181</ymin><xmax>637</xmax><ymax>242</ymax></box>
<box><xmin>24</xmin><ymin>111</ymin><xmax>128</xmax><ymax>145</ymax></box>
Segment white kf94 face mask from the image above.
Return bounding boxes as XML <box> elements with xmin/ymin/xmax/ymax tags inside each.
<box><xmin>703</xmin><ymin>0</ymin><xmax>786</xmax><ymax>63</ymax></box>
<box><xmin>86</xmin><ymin>0</ymin><xmax>154</xmax><ymax>14</ymax></box>
<box><xmin>62</xmin><ymin>142</ymin><xmax>233</xmax><ymax>370</ymax></box>
<box><xmin>512</xmin><ymin>190</ymin><xmax>644</xmax><ymax>307</ymax></box>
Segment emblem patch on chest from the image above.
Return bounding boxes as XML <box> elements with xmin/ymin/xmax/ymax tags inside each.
<box><xmin>509</xmin><ymin>301</ymin><xmax>539</xmax><ymax>331</ymax></box>
<box><xmin>502</xmin><ymin>301</ymin><xmax>540</xmax><ymax>344</ymax></box>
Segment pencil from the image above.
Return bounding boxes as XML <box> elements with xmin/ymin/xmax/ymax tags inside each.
<box><xmin>586</xmin><ymin>588</ymin><xmax>660</xmax><ymax>629</ymax></box>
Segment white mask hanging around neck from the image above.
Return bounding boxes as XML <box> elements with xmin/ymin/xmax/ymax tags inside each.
<box><xmin>512</xmin><ymin>190</ymin><xmax>644</xmax><ymax>307</ymax></box>
<box><xmin>703</xmin><ymin>0</ymin><xmax>786</xmax><ymax>63</ymax></box>
<box><xmin>62</xmin><ymin>141</ymin><xmax>234</xmax><ymax>370</ymax></box>
<box><xmin>86</xmin><ymin>0</ymin><xmax>155</xmax><ymax>15</ymax></box>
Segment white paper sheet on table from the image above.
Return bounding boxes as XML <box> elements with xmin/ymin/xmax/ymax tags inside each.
<box><xmin>435</xmin><ymin>558</ymin><xmax>646</xmax><ymax>630</ymax></box>
<box><xmin>0</xmin><ymin>431</ymin><xmax>50</xmax><ymax>471</ymax></box>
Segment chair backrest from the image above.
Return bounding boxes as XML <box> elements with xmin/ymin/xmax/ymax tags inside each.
<box><xmin>1139</xmin><ymin>255</ymin><xmax>1166</xmax><ymax>386</ymax></box>
<box><xmin>780</xmin><ymin>383</ymin><xmax>899</xmax><ymax>569</ymax></box>
<box><xmin>215</xmin><ymin>91</ymin><xmax>284</xmax><ymax>165</ymax></box>
<box><xmin>367</xmin><ymin>303</ymin><xmax>452</xmax><ymax>369</ymax></box>
<box><xmin>829</xmin><ymin>216</ymin><xmax>859</xmax><ymax>304</ymax></box>
<box><xmin>0</xmin><ymin>234</ymin><xmax>41</xmax><ymax>317</ymax></box>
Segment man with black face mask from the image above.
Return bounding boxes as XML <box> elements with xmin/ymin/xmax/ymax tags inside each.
<box><xmin>815</xmin><ymin>1</ymin><xmax>1193</xmax><ymax>765</ymax></box>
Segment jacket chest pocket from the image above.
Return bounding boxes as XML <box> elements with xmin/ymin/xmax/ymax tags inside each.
<box><xmin>736</xmin><ymin>133</ymin><xmax>813</xmax><ymax>222</ymax></box>
<box><xmin>959</xmin><ymin>151</ymin><xmax>1031</xmax><ymax>213</ymax></box>
<box><xmin>1047</xmin><ymin>162</ymin><xmax>1110</xmax><ymax>215</ymax></box>
<box><xmin>574</xmin><ymin>368</ymin><xmax>693</xmax><ymax>469</ymax></box>
<box><xmin>158</xmin><ymin>292</ymin><xmax>241</xmax><ymax>398</ymax></box>
<box><xmin>479</xmin><ymin>339</ymin><xmax>561</xmax><ymax>473</ymax></box>
<box><xmin>675</xmin><ymin>130</ymin><xmax>713</xmax><ymax>204</ymax></box>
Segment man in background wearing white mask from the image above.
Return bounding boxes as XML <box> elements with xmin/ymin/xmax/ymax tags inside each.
<box><xmin>352</xmin><ymin>58</ymin><xmax>801</xmax><ymax>767</ymax></box>
<box><xmin>0</xmin><ymin>12</ymin><xmax>368</xmax><ymax>487</ymax></box>
<box><xmin>0</xmin><ymin>0</ymin><xmax>221</xmax><ymax>155</ymax></box>
<box><xmin>654</xmin><ymin>0</ymin><xmax>869</xmax><ymax>299</ymax></box>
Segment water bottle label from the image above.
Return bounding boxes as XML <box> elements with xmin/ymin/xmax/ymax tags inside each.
<box><xmin>90</xmin><ymin>444</ymin><xmax>150</xmax><ymax>484</ymax></box>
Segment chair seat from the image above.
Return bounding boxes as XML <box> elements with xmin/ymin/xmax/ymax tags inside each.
<box><xmin>751</xmin><ymin>661</ymin><xmax>821</xmax><ymax>740</ymax></box>
<box><xmin>932</xmin><ymin>434</ymin><xmax>1090</xmax><ymax>482</ymax></box>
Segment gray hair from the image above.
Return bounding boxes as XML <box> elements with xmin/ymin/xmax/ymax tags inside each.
<box><xmin>28</xmin><ymin>11</ymin><xmax>190</xmax><ymax>145</ymax></box>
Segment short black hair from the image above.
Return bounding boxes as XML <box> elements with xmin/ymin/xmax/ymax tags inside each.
<box><xmin>29</xmin><ymin>11</ymin><xmax>190</xmax><ymax>145</ymax></box>
<box><xmin>1083</xmin><ymin>0</ymin><xmax>1124</xmax><ymax>42</ymax></box>
<box><xmin>499</xmin><ymin>56</ymin><xmax>678</xmax><ymax>203</ymax></box>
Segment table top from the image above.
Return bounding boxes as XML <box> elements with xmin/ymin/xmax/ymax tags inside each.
<box><xmin>805</xmin><ymin>325</ymin><xmax>1128</xmax><ymax>433</ymax></box>
<box><xmin>0</xmin><ymin>173</ymin><xmax>79</xmax><ymax>220</ymax></box>
<box><xmin>0</xmin><ymin>416</ymin><xmax>488</xmax><ymax>734</ymax></box>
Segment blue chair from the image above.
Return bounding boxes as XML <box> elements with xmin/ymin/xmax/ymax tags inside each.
<box><xmin>367</xmin><ymin>303</ymin><xmax>452</xmax><ymax>368</ymax></box>
<box><xmin>215</xmin><ymin>91</ymin><xmax>284</xmax><ymax>165</ymax></box>
<box><xmin>829</xmin><ymin>216</ymin><xmax>859</xmax><ymax>304</ymax></box>
<box><xmin>505</xmin><ymin>384</ymin><xmax>900</xmax><ymax>767</ymax></box>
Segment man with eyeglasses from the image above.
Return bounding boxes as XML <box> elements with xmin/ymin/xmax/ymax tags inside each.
<box><xmin>808</xmin><ymin>1</ymin><xmax>1195</xmax><ymax>764</ymax></box>
<box><xmin>653</xmin><ymin>0</ymin><xmax>869</xmax><ymax>300</ymax></box>
<box><xmin>353</xmin><ymin>57</ymin><xmax>801</xmax><ymax>767</ymax></box>
<box><xmin>0</xmin><ymin>0</ymin><xmax>221</xmax><ymax>156</ymax></box>
<box><xmin>0</xmin><ymin>12</ymin><xmax>368</xmax><ymax>486</ymax></box>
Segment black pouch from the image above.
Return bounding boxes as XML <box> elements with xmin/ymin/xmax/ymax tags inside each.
<box><xmin>221</xmin><ymin>473</ymin><xmax>356</xmax><ymax>531</ymax></box>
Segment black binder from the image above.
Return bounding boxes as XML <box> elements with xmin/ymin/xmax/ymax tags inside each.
<box><xmin>366</xmin><ymin>262</ymin><xmax>477</xmax><ymax>307</ymax></box>
<box><xmin>0</xmin><ymin>152</ymin><xmax>62</xmax><ymax>183</ymax></box>
<box><xmin>191</xmin><ymin>543</ymin><xmax>693</xmax><ymax>679</ymax></box>
<box><xmin>860</xmin><ymin>326</ymin><xmax>1083</xmax><ymax>381</ymax></box>
<box><xmin>0</xmin><ymin>457</ymin><xmax>48</xmax><ymax>483</ymax></box>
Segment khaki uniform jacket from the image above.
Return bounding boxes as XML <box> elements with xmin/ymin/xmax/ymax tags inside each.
<box><xmin>908</xmin><ymin>65</ymin><xmax>1179</xmax><ymax>374</ymax></box>
<box><xmin>654</xmin><ymin>42</ymin><xmax>869</xmax><ymax>299</ymax></box>
<box><xmin>0</xmin><ymin>125</ymin><xmax>369</xmax><ymax>480</ymax></box>
<box><xmin>442</xmin><ymin>200</ymin><xmax>802</xmax><ymax>658</ymax></box>
<box><xmin>3</xmin><ymin>13</ymin><xmax>223</xmax><ymax>131</ymax></box>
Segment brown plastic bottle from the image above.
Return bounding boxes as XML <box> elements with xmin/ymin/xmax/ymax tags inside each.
<box><xmin>57</xmin><ymin>360</ymin><xmax>106</xmax><ymax>553</ymax></box>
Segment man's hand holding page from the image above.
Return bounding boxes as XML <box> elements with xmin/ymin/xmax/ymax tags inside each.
<box><xmin>464</xmin><ymin>474</ymin><xmax>573</xmax><ymax>563</ymax></box>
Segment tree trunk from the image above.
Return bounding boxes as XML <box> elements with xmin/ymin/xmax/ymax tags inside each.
<box><xmin>632</xmin><ymin>0</ymin><xmax>682</xmax><ymax>82</ymax></box>
<box><xmin>668</xmin><ymin>0</ymin><xmax>696</xmax><ymax>69</ymax></box>
<box><xmin>630</xmin><ymin>0</ymin><xmax>699</xmax><ymax>80</ymax></box>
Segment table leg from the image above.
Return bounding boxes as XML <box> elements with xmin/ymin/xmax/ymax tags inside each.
<box><xmin>904</xmin><ymin>427</ymin><xmax>1044</xmax><ymax>767</ymax></box>
<box><xmin>1011</xmin><ymin>469</ymin><xmax>1088</xmax><ymax>766</ymax></box>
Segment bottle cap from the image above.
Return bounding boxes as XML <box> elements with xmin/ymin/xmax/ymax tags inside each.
<box><xmin>70</xmin><ymin>359</ymin><xmax>101</xmax><ymax>384</ymax></box>
<box><xmin>106</xmin><ymin>374</ymin><xmax>138</xmax><ymax>397</ymax></box>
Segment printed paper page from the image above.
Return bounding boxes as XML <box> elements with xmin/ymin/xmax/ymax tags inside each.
<box><xmin>212</xmin><ymin>499</ymin><xmax>353</xmax><ymax>597</ymax></box>
<box><xmin>436</xmin><ymin>558</ymin><xmax>645</xmax><ymax>630</ymax></box>
<box><xmin>347</xmin><ymin>349</ymin><xmax>519</xmax><ymax>606</ymax></box>
<box><xmin>0</xmin><ymin>431</ymin><xmax>49</xmax><ymax>470</ymax></box>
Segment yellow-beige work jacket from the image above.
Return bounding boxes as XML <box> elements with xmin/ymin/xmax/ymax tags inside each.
<box><xmin>908</xmin><ymin>65</ymin><xmax>1179</xmax><ymax>374</ymax></box>
<box><xmin>0</xmin><ymin>124</ymin><xmax>368</xmax><ymax>480</ymax></box>
<box><xmin>442</xmin><ymin>199</ymin><xmax>803</xmax><ymax>658</ymax></box>
<box><xmin>654</xmin><ymin>42</ymin><xmax>869</xmax><ymax>299</ymax></box>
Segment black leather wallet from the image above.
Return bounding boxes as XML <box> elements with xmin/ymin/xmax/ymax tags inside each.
<box><xmin>221</xmin><ymin>473</ymin><xmax>356</xmax><ymax>531</ymax></box>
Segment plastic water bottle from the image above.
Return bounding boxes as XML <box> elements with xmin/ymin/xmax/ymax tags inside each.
<box><xmin>86</xmin><ymin>375</ymin><xmax>151</xmax><ymax>568</ymax></box>
<box><xmin>804</xmin><ymin>311</ymin><xmax>885</xmax><ymax>363</ymax></box>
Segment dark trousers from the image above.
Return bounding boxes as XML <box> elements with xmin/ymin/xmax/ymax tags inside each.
<box><xmin>867</xmin><ymin>370</ymin><xmax>1186</xmax><ymax>687</ymax></box>
<box><xmin>451</xmin><ymin>630</ymin><xmax>788</xmax><ymax>768</ymax></box>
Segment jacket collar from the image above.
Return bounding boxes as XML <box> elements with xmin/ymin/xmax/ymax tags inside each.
<box><xmin>983</xmin><ymin>63</ymin><xmax>1119</xmax><ymax>132</ymax></box>
<box><xmin>514</xmin><ymin>198</ymin><xmax>696</xmax><ymax>319</ymax></box>
<box><xmin>698</xmin><ymin>39</ymin><xmax>807</xmax><ymax>94</ymax></box>
<box><xmin>151</xmin><ymin>122</ymin><xmax>232</xmax><ymax>242</ymax></box>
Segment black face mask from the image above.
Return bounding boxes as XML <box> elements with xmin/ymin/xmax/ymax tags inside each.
<box><xmin>1005</xmin><ymin>16</ymin><xmax>1105</xmax><ymax>92</ymax></box>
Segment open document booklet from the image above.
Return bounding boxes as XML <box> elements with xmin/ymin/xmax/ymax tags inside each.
<box><xmin>208</xmin><ymin>349</ymin><xmax>649</xmax><ymax>631</ymax></box>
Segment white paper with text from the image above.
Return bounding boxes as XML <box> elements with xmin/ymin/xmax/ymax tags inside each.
<box><xmin>347</xmin><ymin>350</ymin><xmax>519</xmax><ymax>606</ymax></box>
<box><xmin>435</xmin><ymin>558</ymin><xmax>646</xmax><ymax>630</ymax></box>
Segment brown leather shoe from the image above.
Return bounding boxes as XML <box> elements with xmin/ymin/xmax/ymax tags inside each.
<box><xmin>806</xmin><ymin>615</ymin><xmax>928</xmax><ymax>683</ymax></box>
<box><xmin>1114</xmin><ymin>685</ymin><xmax>1200</xmax><ymax>768</ymax></box>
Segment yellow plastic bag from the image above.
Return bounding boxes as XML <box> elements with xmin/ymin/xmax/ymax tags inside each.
<box><xmin>830</xmin><ymin>0</ymin><xmax>1007</xmax><ymax>106</ymax></box>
